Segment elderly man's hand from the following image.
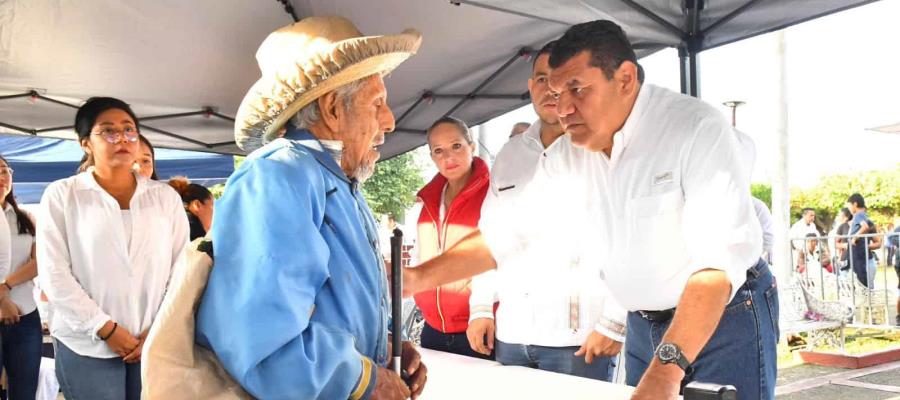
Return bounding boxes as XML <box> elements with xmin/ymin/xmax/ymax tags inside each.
<box><xmin>372</xmin><ymin>366</ymin><xmax>411</xmax><ymax>400</ymax></box>
<box><xmin>400</xmin><ymin>341</ymin><xmax>427</xmax><ymax>399</ymax></box>
<box><xmin>466</xmin><ymin>318</ymin><xmax>495</xmax><ymax>356</ymax></box>
<box><xmin>575</xmin><ymin>331</ymin><xmax>623</xmax><ymax>364</ymax></box>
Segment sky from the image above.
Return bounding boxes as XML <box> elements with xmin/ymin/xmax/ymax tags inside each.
<box><xmin>469</xmin><ymin>0</ymin><xmax>900</xmax><ymax>189</ymax></box>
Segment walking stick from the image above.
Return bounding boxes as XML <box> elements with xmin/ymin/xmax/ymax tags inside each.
<box><xmin>390</xmin><ymin>228</ymin><xmax>404</xmax><ymax>376</ymax></box>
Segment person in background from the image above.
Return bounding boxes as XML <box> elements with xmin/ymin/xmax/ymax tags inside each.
<box><xmin>834</xmin><ymin>208</ymin><xmax>853</xmax><ymax>275</ymax></box>
<box><xmin>167</xmin><ymin>177</ymin><xmax>214</xmax><ymax>241</ymax></box>
<box><xmin>508</xmin><ymin>122</ymin><xmax>530</xmax><ymax>138</ymax></box>
<box><xmin>467</xmin><ymin>41</ymin><xmax>621</xmax><ymax>381</ymax></box>
<box><xmin>752</xmin><ymin>198</ymin><xmax>774</xmax><ymax>264</ymax></box>
<box><xmin>891</xmin><ymin>220</ymin><xmax>900</xmax><ymax>326</ymax></box>
<box><xmin>134</xmin><ymin>135</ymin><xmax>158</xmax><ymax>180</ymax></box>
<box><xmin>37</xmin><ymin>97</ymin><xmax>189</xmax><ymax>400</ymax></box>
<box><xmin>847</xmin><ymin>193</ymin><xmax>880</xmax><ymax>288</ymax></box>
<box><xmin>414</xmin><ymin>116</ymin><xmax>492</xmax><ymax>359</ymax></box>
<box><xmin>0</xmin><ymin>154</ymin><xmax>41</xmax><ymax>400</ymax></box>
<box><xmin>796</xmin><ymin>232</ymin><xmax>832</xmax><ymax>276</ymax></box>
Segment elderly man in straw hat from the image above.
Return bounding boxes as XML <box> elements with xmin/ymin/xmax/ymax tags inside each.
<box><xmin>194</xmin><ymin>16</ymin><xmax>426</xmax><ymax>399</ymax></box>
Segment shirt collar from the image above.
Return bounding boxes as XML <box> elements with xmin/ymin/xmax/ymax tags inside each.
<box><xmin>610</xmin><ymin>84</ymin><xmax>653</xmax><ymax>163</ymax></box>
<box><xmin>522</xmin><ymin>120</ymin><xmax>567</xmax><ymax>153</ymax></box>
<box><xmin>283</xmin><ymin>126</ymin><xmax>351</xmax><ymax>184</ymax></box>
<box><xmin>74</xmin><ymin>167</ymin><xmax>147</xmax><ymax>195</ymax></box>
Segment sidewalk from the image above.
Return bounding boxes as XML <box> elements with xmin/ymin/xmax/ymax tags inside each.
<box><xmin>777</xmin><ymin>360</ymin><xmax>900</xmax><ymax>399</ymax></box>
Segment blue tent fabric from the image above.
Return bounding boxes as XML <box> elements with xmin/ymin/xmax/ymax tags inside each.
<box><xmin>0</xmin><ymin>135</ymin><xmax>233</xmax><ymax>204</ymax></box>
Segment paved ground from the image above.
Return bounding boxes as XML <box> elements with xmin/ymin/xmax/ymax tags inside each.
<box><xmin>777</xmin><ymin>360</ymin><xmax>900</xmax><ymax>399</ymax></box>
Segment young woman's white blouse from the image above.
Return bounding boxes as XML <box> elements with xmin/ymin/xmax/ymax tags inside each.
<box><xmin>37</xmin><ymin>169</ymin><xmax>189</xmax><ymax>358</ymax></box>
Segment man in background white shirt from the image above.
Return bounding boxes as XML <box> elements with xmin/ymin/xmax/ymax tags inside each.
<box><xmin>466</xmin><ymin>41</ymin><xmax>623</xmax><ymax>381</ymax></box>
<box><xmin>547</xmin><ymin>20</ymin><xmax>774</xmax><ymax>399</ymax></box>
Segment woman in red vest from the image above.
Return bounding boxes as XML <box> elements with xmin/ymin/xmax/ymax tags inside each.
<box><xmin>414</xmin><ymin>116</ymin><xmax>492</xmax><ymax>359</ymax></box>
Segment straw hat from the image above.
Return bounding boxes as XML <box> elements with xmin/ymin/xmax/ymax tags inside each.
<box><xmin>234</xmin><ymin>16</ymin><xmax>422</xmax><ymax>151</ymax></box>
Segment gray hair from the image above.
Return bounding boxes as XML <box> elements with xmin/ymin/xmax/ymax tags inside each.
<box><xmin>425</xmin><ymin>116</ymin><xmax>473</xmax><ymax>148</ymax></box>
<box><xmin>290</xmin><ymin>75</ymin><xmax>372</xmax><ymax>130</ymax></box>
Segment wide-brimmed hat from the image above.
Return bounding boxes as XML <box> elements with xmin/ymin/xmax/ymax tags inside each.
<box><xmin>234</xmin><ymin>16</ymin><xmax>422</xmax><ymax>151</ymax></box>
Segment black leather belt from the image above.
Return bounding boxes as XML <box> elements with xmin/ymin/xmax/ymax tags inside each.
<box><xmin>637</xmin><ymin>259</ymin><xmax>768</xmax><ymax>323</ymax></box>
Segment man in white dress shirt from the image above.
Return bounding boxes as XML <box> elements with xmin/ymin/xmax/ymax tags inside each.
<box><xmin>546</xmin><ymin>20</ymin><xmax>774</xmax><ymax>399</ymax></box>
<box><xmin>466</xmin><ymin>41</ymin><xmax>623</xmax><ymax>381</ymax></box>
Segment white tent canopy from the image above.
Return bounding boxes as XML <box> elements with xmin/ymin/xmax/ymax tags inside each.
<box><xmin>0</xmin><ymin>0</ymin><xmax>878</xmax><ymax>158</ymax></box>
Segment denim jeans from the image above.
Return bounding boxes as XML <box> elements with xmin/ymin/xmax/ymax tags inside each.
<box><xmin>420</xmin><ymin>323</ymin><xmax>494</xmax><ymax>360</ymax></box>
<box><xmin>54</xmin><ymin>339</ymin><xmax>142</xmax><ymax>400</ymax></box>
<box><xmin>495</xmin><ymin>340</ymin><xmax>616</xmax><ymax>382</ymax></box>
<box><xmin>1</xmin><ymin>310</ymin><xmax>43</xmax><ymax>400</ymax></box>
<box><xmin>625</xmin><ymin>259</ymin><xmax>779</xmax><ymax>400</ymax></box>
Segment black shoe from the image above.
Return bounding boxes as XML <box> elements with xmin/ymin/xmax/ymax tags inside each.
<box><xmin>895</xmin><ymin>315</ymin><xmax>900</xmax><ymax>326</ymax></box>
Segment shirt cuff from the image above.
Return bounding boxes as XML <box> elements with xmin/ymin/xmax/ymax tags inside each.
<box><xmin>89</xmin><ymin>312</ymin><xmax>112</xmax><ymax>341</ymax></box>
<box><xmin>469</xmin><ymin>305</ymin><xmax>495</xmax><ymax>322</ymax></box>
<box><xmin>350</xmin><ymin>356</ymin><xmax>377</xmax><ymax>400</ymax></box>
<box><xmin>594</xmin><ymin>320</ymin><xmax>626</xmax><ymax>343</ymax></box>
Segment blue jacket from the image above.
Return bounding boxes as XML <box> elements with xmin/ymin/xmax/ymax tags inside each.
<box><xmin>196</xmin><ymin>128</ymin><xmax>388</xmax><ymax>400</ymax></box>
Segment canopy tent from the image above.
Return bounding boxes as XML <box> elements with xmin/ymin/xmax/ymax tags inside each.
<box><xmin>0</xmin><ymin>0</ymin><xmax>879</xmax><ymax>160</ymax></box>
<box><xmin>0</xmin><ymin>134</ymin><xmax>234</xmax><ymax>204</ymax></box>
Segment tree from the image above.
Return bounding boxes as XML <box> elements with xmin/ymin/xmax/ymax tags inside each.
<box><xmin>751</xmin><ymin>183</ymin><xmax>772</xmax><ymax>209</ymax></box>
<box><xmin>362</xmin><ymin>152</ymin><xmax>424</xmax><ymax>222</ymax></box>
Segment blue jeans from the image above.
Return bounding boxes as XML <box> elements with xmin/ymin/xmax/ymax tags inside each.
<box><xmin>54</xmin><ymin>339</ymin><xmax>142</xmax><ymax>400</ymax></box>
<box><xmin>625</xmin><ymin>260</ymin><xmax>779</xmax><ymax>400</ymax></box>
<box><xmin>420</xmin><ymin>323</ymin><xmax>494</xmax><ymax>360</ymax></box>
<box><xmin>495</xmin><ymin>340</ymin><xmax>616</xmax><ymax>382</ymax></box>
<box><xmin>1</xmin><ymin>310</ymin><xmax>43</xmax><ymax>400</ymax></box>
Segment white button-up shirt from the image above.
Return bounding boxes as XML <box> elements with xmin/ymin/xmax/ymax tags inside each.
<box><xmin>473</xmin><ymin>121</ymin><xmax>627</xmax><ymax>345</ymax></box>
<box><xmin>4</xmin><ymin>204</ymin><xmax>37</xmax><ymax>315</ymax></box>
<box><xmin>37</xmin><ymin>170</ymin><xmax>189</xmax><ymax>358</ymax></box>
<box><xmin>566</xmin><ymin>84</ymin><xmax>763</xmax><ymax>312</ymax></box>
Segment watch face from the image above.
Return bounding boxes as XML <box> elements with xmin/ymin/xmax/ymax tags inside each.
<box><xmin>658</xmin><ymin>344</ymin><xmax>678</xmax><ymax>362</ymax></box>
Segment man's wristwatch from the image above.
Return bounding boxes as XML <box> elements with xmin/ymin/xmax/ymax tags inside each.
<box><xmin>656</xmin><ymin>342</ymin><xmax>693</xmax><ymax>375</ymax></box>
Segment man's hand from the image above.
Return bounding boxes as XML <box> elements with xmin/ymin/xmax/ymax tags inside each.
<box><xmin>0</xmin><ymin>297</ymin><xmax>20</xmax><ymax>324</ymax></box>
<box><xmin>399</xmin><ymin>341</ymin><xmax>427</xmax><ymax>399</ymax></box>
<box><xmin>402</xmin><ymin>267</ymin><xmax>422</xmax><ymax>298</ymax></box>
<box><xmin>372</xmin><ymin>366</ymin><xmax>411</xmax><ymax>400</ymax></box>
<box><xmin>631</xmin><ymin>362</ymin><xmax>683</xmax><ymax>400</ymax></box>
<box><xmin>466</xmin><ymin>318</ymin><xmax>495</xmax><ymax>356</ymax></box>
<box><xmin>574</xmin><ymin>331</ymin><xmax>622</xmax><ymax>364</ymax></box>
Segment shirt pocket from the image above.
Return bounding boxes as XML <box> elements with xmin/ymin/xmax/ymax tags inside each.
<box><xmin>628</xmin><ymin>191</ymin><xmax>688</xmax><ymax>275</ymax></box>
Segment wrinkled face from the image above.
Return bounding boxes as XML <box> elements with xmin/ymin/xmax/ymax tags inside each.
<box><xmin>336</xmin><ymin>75</ymin><xmax>395</xmax><ymax>179</ymax></box>
<box><xmin>0</xmin><ymin>159</ymin><xmax>12</xmax><ymax>200</ymax></box>
<box><xmin>528</xmin><ymin>53</ymin><xmax>558</xmax><ymax>126</ymax></box>
<box><xmin>82</xmin><ymin>108</ymin><xmax>139</xmax><ymax>170</ymax></box>
<box><xmin>429</xmin><ymin>123</ymin><xmax>474</xmax><ymax>183</ymax></box>
<box><xmin>134</xmin><ymin>142</ymin><xmax>155</xmax><ymax>179</ymax></box>
<box><xmin>549</xmin><ymin>51</ymin><xmax>634</xmax><ymax>152</ymax></box>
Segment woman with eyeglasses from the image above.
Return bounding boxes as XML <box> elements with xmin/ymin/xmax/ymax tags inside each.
<box><xmin>36</xmin><ymin>97</ymin><xmax>189</xmax><ymax>400</ymax></box>
<box><xmin>0</xmin><ymin>155</ymin><xmax>42</xmax><ymax>400</ymax></box>
<box><xmin>412</xmin><ymin>116</ymin><xmax>494</xmax><ymax>359</ymax></box>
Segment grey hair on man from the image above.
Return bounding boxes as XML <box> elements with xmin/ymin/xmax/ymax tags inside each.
<box><xmin>291</xmin><ymin>76</ymin><xmax>371</xmax><ymax>129</ymax></box>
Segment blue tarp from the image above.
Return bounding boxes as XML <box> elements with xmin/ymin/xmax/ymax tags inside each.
<box><xmin>0</xmin><ymin>135</ymin><xmax>234</xmax><ymax>204</ymax></box>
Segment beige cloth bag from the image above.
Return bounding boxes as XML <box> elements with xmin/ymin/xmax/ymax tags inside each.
<box><xmin>141</xmin><ymin>238</ymin><xmax>253</xmax><ymax>399</ymax></box>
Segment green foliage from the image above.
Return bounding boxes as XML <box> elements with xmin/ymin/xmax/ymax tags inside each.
<box><xmin>209</xmin><ymin>183</ymin><xmax>225</xmax><ymax>199</ymax></box>
<box><xmin>751</xmin><ymin>183</ymin><xmax>772</xmax><ymax>209</ymax></box>
<box><xmin>790</xmin><ymin>165</ymin><xmax>900</xmax><ymax>227</ymax></box>
<box><xmin>362</xmin><ymin>153</ymin><xmax>424</xmax><ymax>222</ymax></box>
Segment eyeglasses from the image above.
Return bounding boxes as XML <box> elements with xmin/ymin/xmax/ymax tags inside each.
<box><xmin>0</xmin><ymin>167</ymin><xmax>13</xmax><ymax>178</ymax></box>
<box><xmin>92</xmin><ymin>126</ymin><xmax>139</xmax><ymax>144</ymax></box>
